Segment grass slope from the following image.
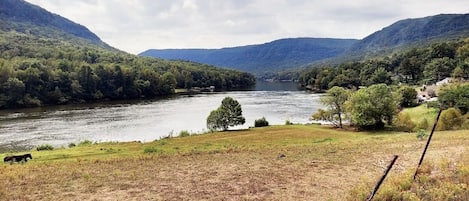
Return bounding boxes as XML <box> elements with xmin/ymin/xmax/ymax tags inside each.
<box><xmin>1</xmin><ymin>125</ymin><xmax>468</xmax><ymax>200</ymax></box>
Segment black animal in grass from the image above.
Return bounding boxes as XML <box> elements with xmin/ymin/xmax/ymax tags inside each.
<box><xmin>3</xmin><ymin>153</ymin><xmax>32</xmax><ymax>164</ymax></box>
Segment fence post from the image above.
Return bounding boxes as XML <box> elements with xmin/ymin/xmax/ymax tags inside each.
<box><xmin>413</xmin><ymin>108</ymin><xmax>442</xmax><ymax>181</ymax></box>
<box><xmin>367</xmin><ymin>155</ymin><xmax>399</xmax><ymax>201</ymax></box>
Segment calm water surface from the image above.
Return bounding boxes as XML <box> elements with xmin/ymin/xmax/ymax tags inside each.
<box><xmin>0</xmin><ymin>82</ymin><xmax>323</xmax><ymax>151</ymax></box>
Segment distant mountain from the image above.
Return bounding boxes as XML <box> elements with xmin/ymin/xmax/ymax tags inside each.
<box><xmin>139</xmin><ymin>38</ymin><xmax>358</xmax><ymax>74</ymax></box>
<box><xmin>347</xmin><ymin>13</ymin><xmax>469</xmax><ymax>58</ymax></box>
<box><xmin>0</xmin><ymin>0</ymin><xmax>110</xmax><ymax>48</ymax></box>
<box><xmin>141</xmin><ymin>13</ymin><xmax>469</xmax><ymax>75</ymax></box>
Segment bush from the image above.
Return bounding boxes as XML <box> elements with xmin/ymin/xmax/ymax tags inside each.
<box><xmin>416</xmin><ymin>118</ymin><xmax>429</xmax><ymax>130</ymax></box>
<box><xmin>285</xmin><ymin>119</ymin><xmax>293</xmax><ymax>125</ymax></box>
<box><xmin>68</xmin><ymin>143</ymin><xmax>76</xmax><ymax>148</ymax></box>
<box><xmin>36</xmin><ymin>144</ymin><xmax>54</xmax><ymax>151</ymax></box>
<box><xmin>394</xmin><ymin>112</ymin><xmax>416</xmax><ymax>132</ymax></box>
<box><xmin>179</xmin><ymin>130</ymin><xmax>191</xmax><ymax>137</ymax></box>
<box><xmin>463</xmin><ymin>114</ymin><xmax>469</xmax><ymax>129</ymax></box>
<box><xmin>78</xmin><ymin>140</ymin><xmax>93</xmax><ymax>146</ymax></box>
<box><xmin>437</xmin><ymin>107</ymin><xmax>463</xmax><ymax>130</ymax></box>
<box><xmin>416</xmin><ymin>129</ymin><xmax>427</xmax><ymax>140</ymax></box>
<box><xmin>254</xmin><ymin>117</ymin><xmax>269</xmax><ymax>127</ymax></box>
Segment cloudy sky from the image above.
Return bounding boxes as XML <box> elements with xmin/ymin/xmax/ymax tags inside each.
<box><xmin>26</xmin><ymin>0</ymin><xmax>469</xmax><ymax>54</ymax></box>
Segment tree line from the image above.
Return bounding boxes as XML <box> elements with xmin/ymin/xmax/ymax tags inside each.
<box><xmin>313</xmin><ymin>83</ymin><xmax>469</xmax><ymax>131</ymax></box>
<box><xmin>299</xmin><ymin>38</ymin><xmax>469</xmax><ymax>91</ymax></box>
<box><xmin>0</xmin><ymin>32</ymin><xmax>255</xmax><ymax>109</ymax></box>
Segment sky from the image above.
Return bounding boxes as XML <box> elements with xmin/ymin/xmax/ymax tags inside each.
<box><xmin>25</xmin><ymin>0</ymin><xmax>469</xmax><ymax>54</ymax></box>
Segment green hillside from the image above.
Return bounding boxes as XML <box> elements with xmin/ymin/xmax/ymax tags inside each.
<box><xmin>0</xmin><ymin>0</ymin><xmax>109</xmax><ymax>48</ymax></box>
<box><xmin>346</xmin><ymin>13</ymin><xmax>469</xmax><ymax>59</ymax></box>
<box><xmin>0</xmin><ymin>0</ymin><xmax>255</xmax><ymax>109</ymax></box>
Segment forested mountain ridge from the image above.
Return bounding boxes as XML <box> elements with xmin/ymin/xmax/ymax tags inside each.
<box><xmin>347</xmin><ymin>13</ymin><xmax>469</xmax><ymax>58</ymax></box>
<box><xmin>0</xmin><ymin>0</ymin><xmax>255</xmax><ymax>109</ymax></box>
<box><xmin>0</xmin><ymin>0</ymin><xmax>110</xmax><ymax>49</ymax></box>
<box><xmin>139</xmin><ymin>38</ymin><xmax>358</xmax><ymax>75</ymax></box>
<box><xmin>141</xmin><ymin>13</ymin><xmax>469</xmax><ymax>76</ymax></box>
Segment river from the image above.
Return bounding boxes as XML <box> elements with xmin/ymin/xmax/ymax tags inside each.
<box><xmin>0</xmin><ymin>82</ymin><xmax>324</xmax><ymax>151</ymax></box>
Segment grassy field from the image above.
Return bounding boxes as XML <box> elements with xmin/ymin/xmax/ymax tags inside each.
<box><xmin>401</xmin><ymin>104</ymin><xmax>439</xmax><ymax>127</ymax></box>
<box><xmin>1</xmin><ymin>124</ymin><xmax>468</xmax><ymax>200</ymax></box>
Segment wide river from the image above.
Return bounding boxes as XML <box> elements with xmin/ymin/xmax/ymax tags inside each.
<box><xmin>0</xmin><ymin>82</ymin><xmax>324</xmax><ymax>151</ymax></box>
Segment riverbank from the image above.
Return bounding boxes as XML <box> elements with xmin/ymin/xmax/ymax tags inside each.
<box><xmin>1</xmin><ymin>125</ymin><xmax>468</xmax><ymax>200</ymax></box>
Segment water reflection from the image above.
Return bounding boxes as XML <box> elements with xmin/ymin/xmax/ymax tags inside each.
<box><xmin>0</xmin><ymin>83</ymin><xmax>322</xmax><ymax>151</ymax></box>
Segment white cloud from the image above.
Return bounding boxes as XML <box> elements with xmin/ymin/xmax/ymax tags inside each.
<box><xmin>25</xmin><ymin>0</ymin><xmax>469</xmax><ymax>54</ymax></box>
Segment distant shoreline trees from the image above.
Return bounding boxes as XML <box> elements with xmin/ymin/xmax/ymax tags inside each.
<box><xmin>299</xmin><ymin>39</ymin><xmax>469</xmax><ymax>92</ymax></box>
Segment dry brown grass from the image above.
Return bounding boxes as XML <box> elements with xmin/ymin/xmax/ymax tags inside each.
<box><xmin>1</xmin><ymin>125</ymin><xmax>468</xmax><ymax>200</ymax></box>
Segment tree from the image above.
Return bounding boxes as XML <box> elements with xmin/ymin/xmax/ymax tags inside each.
<box><xmin>451</xmin><ymin>66</ymin><xmax>465</xmax><ymax>81</ymax></box>
<box><xmin>438</xmin><ymin>84</ymin><xmax>469</xmax><ymax>114</ymax></box>
<box><xmin>206</xmin><ymin>97</ymin><xmax>245</xmax><ymax>131</ymax></box>
<box><xmin>397</xmin><ymin>85</ymin><xmax>418</xmax><ymax>107</ymax></box>
<box><xmin>423</xmin><ymin>57</ymin><xmax>456</xmax><ymax>83</ymax></box>
<box><xmin>369</xmin><ymin>67</ymin><xmax>393</xmax><ymax>85</ymax></box>
<box><xmin>347</xmin><ymin>84</ymin><xmax>399</xmax><ymax>130</ymax></box>
<box><xmin>311</xmin><ymin>86</ymin><xmax>350</xmax><ymax>128</ymax></box>
<box><xmin>0</xmin><ymin>78</ymin><xmax>25</xmax><ymax>108</ymax></box>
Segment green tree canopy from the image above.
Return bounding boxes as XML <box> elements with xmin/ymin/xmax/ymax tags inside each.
<box><xmin>0</xmin><ymin>31</ymin><xmax>256</xmax><ymax>109</ymax></box>
<box><xmin>347</xmin><ymin>84</ymin><xmax>399</xmax><ymax>130</ymax></box>
<box><xmin>438</xmin><ymin>83</ymin><xmax>469</xmax><ymax>114</ymax></box>
<box><xmin>397</xmin><ymin>85</ymin><xmax>418</xmax><ymax>107</ymax></box>
<box><xmin>311</xmin><ymin>86</ymin><xmax>350</xmax><ymax>128</ymax></box>
<box><xmin>207</xmin><ymin>97</ymin><xmax>246</xmax><ymax>131</ymax></box>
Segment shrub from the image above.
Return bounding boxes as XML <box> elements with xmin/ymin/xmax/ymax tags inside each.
<box><xmin>416</xmin><ymin>118</ymin><xmax>429</xmax><ymax>130</ymax></box>
<box><xmin>285</xmin><ymin>119</ymin><xmax>293</xmax><ymax>125</ymax></box>
<box><xmin>416</xmin><ymin>129</ymin><xmax>427</xmax><ymax>140</ymax></box>
<box><xmin>36</xmin><ymin>144</ymin><xmax>54</xmax><ymax>151</ymax></box>
<box><xmin>78</xmin><ymin>140</ymin><xmax>93</xmax><ymax>146</ymax></box>
<box><xmin>437</xmin><ymin>107</ymin><xmax>463</xmax><ymax>130</ymax></box>
<box><xmin>462</xmin><ymin>120</ymin><xmax>469</xmax><ymax>129</ymax></box>
<box><xmin>179</xmin><ymin>130</ymin><xmax>191</xmax><ymax>137</ymax></box>
<box><xmin>68</xmin><ymin>143</ymin><xmax>76</xmax><ymax>148</ymax></box>
<box><xmin>254</xmin><ymin>117</ymin><xmax>269</xmax><ymax>127</ymax></box>
<box><xmin>394</xmin><ymin>112</ymin><xmax>416</xmax><ymax>132</ymax></box>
